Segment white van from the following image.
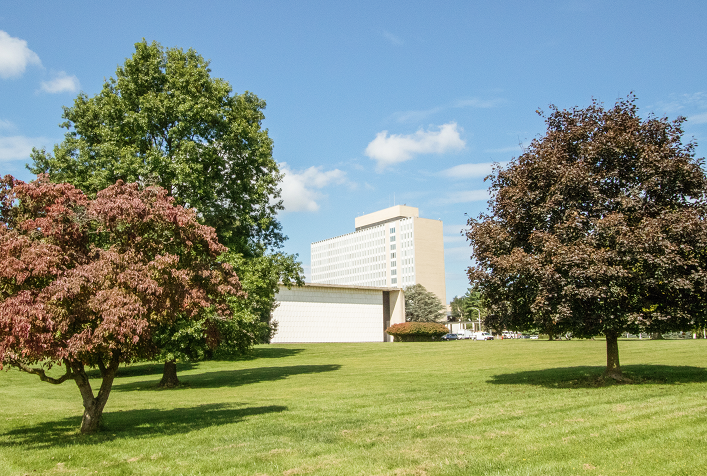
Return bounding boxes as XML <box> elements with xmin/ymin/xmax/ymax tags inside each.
<box><xmin>472</xmin><ymin>332</ymin><xmax>494</xmax><ymax>341</ymax></box>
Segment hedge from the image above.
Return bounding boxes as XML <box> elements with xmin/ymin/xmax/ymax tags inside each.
<box><xmin>385</xmin><ymin>322</ymin><xmax>450</xmax><ymax>342</ymax></box>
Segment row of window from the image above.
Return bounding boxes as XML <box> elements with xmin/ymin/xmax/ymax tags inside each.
<box><xmin>312</xmin><ymin>218</ymin><xmax>416</xmax><ymax>288</ymax></box>
<box><xmin>312</xmin><ymin>270</ymin><xmax>388</xmax><ymax>281</ymax></box>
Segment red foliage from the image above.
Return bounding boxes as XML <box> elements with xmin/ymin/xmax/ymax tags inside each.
<box><xmin>385</xmin><ymin>322</ymin><xmax>449</xmax><ymax>342</ymax></box>
<box><xmin>0</xmin><ymin>174</ymin><xmax>242</xmax><ymax>373</ymax></box>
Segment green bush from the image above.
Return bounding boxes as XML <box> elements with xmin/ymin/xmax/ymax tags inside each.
<box><xmin>385</xmin><ymin>322</ymin><xmax>450</xmax><ymax>342</ymax></box>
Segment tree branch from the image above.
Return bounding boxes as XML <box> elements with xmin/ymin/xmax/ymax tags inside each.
<box><xmin>10</xmin><ymin>359</ymin><xmax>74</xmax><ymax>385</ymax></box>
<box><xmin>96</xmin><ymin>356</ymin><xmax>107</xmax><ymax>377</ymax></box>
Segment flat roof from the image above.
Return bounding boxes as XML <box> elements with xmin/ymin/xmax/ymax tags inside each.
<box><xmin>355</xmin><ymin>205</ymin><xmax>419</xmax><ymax>230</ymax></box>
<box><xmin>279</xmin><ymin>282</ymin><xmax>402</xmax><ymax>292</ymax></box>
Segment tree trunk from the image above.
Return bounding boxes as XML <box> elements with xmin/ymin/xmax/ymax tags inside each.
<box><xmin>160</xmin><ymin>360</ymin><xmax>180</xmax><ymax>387</ymax></box>
<box><xmin>605</xmin><ymin>332</ymin><xmax>622</xmax><ymax>380</ymax></box>
<box><xmin>71</xmin><ymin>356</ymin><xmax>119</xmax><ymax>434</ymax></box>
<box><xmin>651</xmin><ymin>332</ymin><xmax>664</xmax><ymax>340</ymax></box>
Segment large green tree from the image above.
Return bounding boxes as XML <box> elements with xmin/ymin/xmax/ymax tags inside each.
<box><xmin>29</xmin><ymin>40</ymin><xmax>282</xmax><ymax>254</ymax></box>
<box><xmin>467</xmin><ymin>96</ymin><xmax>707</xmax><ymax>379</ymax></box>
<box><xmin>154</xmin><ymin>250</ymin><xmax>302</xmax><ymax>387</ymax></box>
<box><xmin>450</xmin><ymin>288</ymin><xmax>486</xmax><ymax>323</ymax></box>
<box><xmin>404</xmin><ymin>284</ymin><xmax>446</xmax><ymax>323</ymax></box>
<box><xmin>28</xmin><ymin>40</ymin><xmax>303</xmax><ymax>382</ymax></box>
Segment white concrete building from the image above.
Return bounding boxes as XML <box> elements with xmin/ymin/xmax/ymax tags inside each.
<box><xmin>310</xmin><ymin>205</ymin><xmax>446</xmax><ymax>305</ymax></box>
<box><xmin>270</xmin><ymin>283</ymin><xmax>405</xmax><ymax>343</ymax></box>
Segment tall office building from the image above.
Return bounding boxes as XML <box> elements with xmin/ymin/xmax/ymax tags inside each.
<box><xmin>310</xmin><ymin>205</ymin><xmax>446</xmax><ymax>304</ymax></box>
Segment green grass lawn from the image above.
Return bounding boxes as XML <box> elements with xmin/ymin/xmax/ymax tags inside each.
<box><xmin>1</xmin><ymin>339</ymin><xmax>707</xmax><ymax>475</ymax></box>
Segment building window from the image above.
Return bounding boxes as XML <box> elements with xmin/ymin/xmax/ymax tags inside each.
<box><xmin>391</xmin><ymin>277</ymin><xmax>397</xmax><ymax>284</ymax></box>
<box><xmin>390</xmin><ymin>244</ymin><xmax>396</xmax><ymax>250</ymax></box>
<box><xmin>391</xmin><ymin>264</ymin><xmax>397</xmax><ymax>272</ymax></box>
<box><xmin>390</xmin><ymin>227</ymin><xmax>395</xmax><ymax>234</ymax></box>
<box><xmin>390</xmin><ymin>235</ymin><xmax>396</xmax><ymax>242</ymax></box>
<box><xmin>390</xmin><ymin>252</ymin><xmax>396</xmax><ymax>259</ymax></box>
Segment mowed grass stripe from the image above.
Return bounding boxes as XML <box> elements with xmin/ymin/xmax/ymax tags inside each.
<box><xmin>1</xmin><ymin>339</ymin><xmax>706</xmax><ymax>475</ymax></box>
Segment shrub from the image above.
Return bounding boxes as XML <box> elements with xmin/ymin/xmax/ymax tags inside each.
<box><xmin>385</xmin><ymin>322</ymin><xmax>450</xmax><ymax>342</ymax></box>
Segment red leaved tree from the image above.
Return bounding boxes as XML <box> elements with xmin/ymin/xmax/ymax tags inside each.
<box><xmin>0</xmin><ymin>175</ymin><xmax>242</xmax><ymax>433</ymax></box>
<box><xmin>466</xmin><ymin>96</ymin><xmax>707</xmax><ymax>379</ymax></box>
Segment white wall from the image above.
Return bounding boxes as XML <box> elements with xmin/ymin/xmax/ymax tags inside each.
<box><xmin>271</xmin><ymin>285</ymin><xmax>386</xmax><ymax>343</ymax></box>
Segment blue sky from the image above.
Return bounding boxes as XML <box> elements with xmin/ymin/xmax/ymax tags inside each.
<box><xmin>2</xmin><ymin>1</ymin><xmax>706</xmax><ymax>302</ymax></box>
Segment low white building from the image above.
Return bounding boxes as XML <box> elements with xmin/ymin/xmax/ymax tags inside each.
<box><xmin>270</xmin><ymin>283</ymin><xmax>405</xmax><ymax>343</ymax></box>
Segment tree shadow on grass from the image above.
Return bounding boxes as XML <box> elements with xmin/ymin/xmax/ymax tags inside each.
<box><xmin>1</xmin><ymin>403</ymin><xmax>286</xmax><ymax>449</ymax></box>
<box><xmin>84</xmin><ymin>348</ymin><xmax>306</xmax><ymax>380</ymax></box>
<box><xmin>222</xmin><ymin>346</ymin><xmax>306</xmax><ymax>361</ymax></box>
<box><xmin>112</xmin><ymin>364</ymin><xmax>342</xmax><ymax>391</ymax></box>
<box><xmin>488</xmin><ymin>365</ymin><xmax>707</xmax><ymax>388</ymax></box>
<box><xmin>85</xmin><ymin>361</ymin><xmax>199</xmax><ymax>380</ymax></box>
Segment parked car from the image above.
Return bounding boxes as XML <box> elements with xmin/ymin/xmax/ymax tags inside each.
<box><xmin>529</xmin><ymin>335</ymin><xmax>539</xmax><ymax>340</ymax></box>
<box><xmin>442</xmin><ymin>333</ymin><xmax>460</xmax><ymax>340</ymax></box>
<box><xmin>472</xmin><ymin>332</ymin><xmax>494</xmax><ymax>341</ymax></box>
<box><xmin>519</xmin><ymin>334</ymin><xmax>531</xmax><ymax>339</ymax></box>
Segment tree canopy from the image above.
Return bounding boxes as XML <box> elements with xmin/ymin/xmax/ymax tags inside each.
<box><xmin>450</xmin><ymin>288</ymin><xmax>486</xmax><ymax>323</ymax></box>
<box><xmin>29</xmin><ymin>39</ymin><xmax>283</xmax><ymax>255</ymax></box>
<box><xmin>152</xmin><ymin>250</ymin><xmax>302</xmax><ymax>387</ymax></box>
<box><xmin>27</xmin><ymin>40</ymin><xmax>304</xmax><ymax>382</ymax></box>
<box><xmin>0</xmin><ymin>176</ymin><xmax>242</xmax><ymax>433</ymax></box>
<box><xmin>466</xmin><ymin>96</ymin><xmax>707</xmax><ymax>378</ymax></box>
<box><xmin>404</xmin><ymin>284</ymin><xmax>446</xmax><ymax>323</ymax></box>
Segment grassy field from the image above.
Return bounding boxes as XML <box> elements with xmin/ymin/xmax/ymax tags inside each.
<box><xmin>1</xmin><ymin>339</ymin><xmax>707</xmax><ymax>475</ymax></box>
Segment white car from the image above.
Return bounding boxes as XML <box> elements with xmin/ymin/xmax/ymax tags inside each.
<box><xmin>472</xmin><ymin>332</ymin><xmax>494</xmax><ymax>341</ymax></box>
<box><xmin>529</xmin><ymin>335</ymin><xmax>539</xmax><ymax>340</ymax></box>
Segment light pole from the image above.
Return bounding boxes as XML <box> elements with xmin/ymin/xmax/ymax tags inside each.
<box><xmin>470</xmin><ymin>307</ymin><xmax>481</xmax><ymax>332</ymax></box>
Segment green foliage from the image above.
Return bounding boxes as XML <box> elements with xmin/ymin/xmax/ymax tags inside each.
<box><xmin>467</xmin><ymin>95</ymin><xmax>707</xmax><ymax>375</ymax></box>
<box><xmin>385</xmin><ymin>322</ymin><xmax>449</xmax><ymax>341</ymax></box>
<box><xmin>28</xmin><ymin>39</ymin><xmax>282</xmax><ymax>255</ymax></box>
<box><xmin>220</xmin><ymin>251</ymin><xmax>304</xmax><ymax>345</ymax></box>
<box><xmin>403</xmin><ymin>284</ymin><xmax>445</xmax><ymax>322</ymax></box>
<box><xmin>450</xmin><ymin>287</ymin><xmax>486</xmax><ymax>322</ymax></box>
<box><xmin>154</xmin><ymin>251</ymin><xmax>304</xmax><ymax>362</ymax></box>
<box><xmin>26</xmin><ymin>39</ymin><xmax>305</xmax><ymax>363</ymax></box>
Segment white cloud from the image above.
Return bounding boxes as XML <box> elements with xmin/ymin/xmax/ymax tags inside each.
<box><xmin>279</xmin><ymin>163</ymin><xmax>348</xmax><ymax>212</ymax></box>
<box><xmin>0</xmin><ymin>31</ymin><xmax>42</xmax><ymax>79</ymax></box>
<box><xmin>444</xmin><ymin>235</ymin><xmax>467</xmax><ymax>244</ymax></box>
<box><xmin>484</xmin><ymin>145</ymin><xmax>523</xmax><ymax>154</ymax></box>
<box><xmin>390</xmin><ymin>106</ymin><xmax>444</xmax><ymax>124</ymax></box>
<box><xmin>438</xmin><ymin>189</ymin><xmax>490</xmax><ymax>204</ymax></box>
<box><xmin>0</xmin><ymin>119</ymin><xmax>15</xmax><ymax>130</ymax></box>
<box><xmin>0</xmin><ymin>135</ymin><xmax>47</xmax><ymax>162</ymax></box>
<box><xmin>444</xmin><ymin>246</ymin><xmax>473</xmax><ymax>262</ymax></box>
<box><xmin>40</xmin><ymin>71</ymin><xmax>80</xmax><ymax>94</ymax></box>
<box><xmin>365</xmin><ymin>122</ymin><xmax>465</xmax><ymax>170</ymax></box>
<box><xmin>651</xmin><ymin>92</ymin><xmax>707</xmax><ymax>115</ymax></box>
<box><xmin>440</xmin><ymin>162</ymin><xmax>505</xmax><ymax>179</ymax></box>
<box><xmin>444</xmin><ymin>224</ymin><xmax>470</xmax><ymax>236</ymax></box>
<box><xmin>391</xmin><ymin>97</ymin><xmax>505</xmax><ymax>123</ymax></box>
<box><xmin>689</xmin><ymin>112</ymin><xmax>707</xmax><ymax>124</ymax></box>
<box><xmin>383</xmin><ymin>31</ymin><xmax>403</xmax><ymax>46</ymax></box>
<box><xmin>454</xmin><ymin>98</ymin><xmax>506</xmax><ymax>109</ymax></box>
